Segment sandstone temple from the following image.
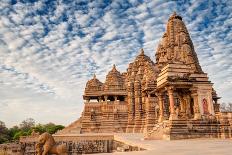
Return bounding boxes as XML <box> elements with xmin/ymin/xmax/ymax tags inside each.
<box><xmin>2</xmin><ymin>12</ymin><xmax>232</xmax><ymax>155</ymax></box>
<box><xmin>58</xmin><ymin>12</ymin><xmax>231</xmax><ymax>140</ymax></box>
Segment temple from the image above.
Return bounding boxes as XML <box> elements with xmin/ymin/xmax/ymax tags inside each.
<box><xmin>59</xmin><ymin>12</ymin><xmax>231</xmax><ymax>140</ymax></box>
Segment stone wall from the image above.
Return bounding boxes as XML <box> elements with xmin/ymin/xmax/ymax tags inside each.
<box><xmin>80</xmin><ymin>102</ymin><xmax>128</xmax><ymax>133</ymax></box>
<box><xmin>0</xmin><ymin>142</ymin><xmax>24</xmax><ymax>155</ymax></box>
<box><xmin>7</xmin><ymin>134</ymin><xmax>144</xmax><ymax>154</ymax></box>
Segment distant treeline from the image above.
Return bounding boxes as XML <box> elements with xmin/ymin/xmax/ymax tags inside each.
<box><xmin>0</xmin><ymin>118</ymin><xmax>64</xmax><ymax>144</ymax></box>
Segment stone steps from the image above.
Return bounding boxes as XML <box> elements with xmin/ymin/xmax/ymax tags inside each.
<box><xmin>165</xmin><ymin>119</ymin><xmax>232</xmax><ymax>139</ymax></box>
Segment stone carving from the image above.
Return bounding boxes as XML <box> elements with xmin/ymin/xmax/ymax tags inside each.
<box><xmin>85</xmin><ymin>74</ymin><xmax>103</xmax><ymax>93</ymax></box>
<box><xmin>36</xmin><ymin>132</ymin><xmax>67</xmax><ymax>155</ymax></box>
<box><xmin>57</xmin><ymin>12</ymin><xmax>229</xmax><ymax>140</ymax></box>
<box><xmin>35</xmin><ymin>143</ymin><xmax>42</xmax><ymax>155</ymax></box>
<box><xmin>156</xmin><ymin>12</ymin><xmax>203</xmax><ymax>73</ymax></box>
<box><xmin>202</xmin><ymin>98</ymin><xmax>209</xmax><ymax>114</ymax></box>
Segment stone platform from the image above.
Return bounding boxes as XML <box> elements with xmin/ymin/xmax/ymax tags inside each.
<box><xmin>96</xmin><ymin>133</ymin><xmax>232</xmax><ymax>155</ymax></box>
<box><xmin>2</xmin><ymin>133</ymin><xmax>232</xmax><ymax>155</ymax></box>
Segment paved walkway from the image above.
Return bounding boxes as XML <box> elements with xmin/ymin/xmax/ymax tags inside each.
<box><xmin>99</xmin><ymin>133</ymin><xmax>232</xmax><ymax>155</ymax></box>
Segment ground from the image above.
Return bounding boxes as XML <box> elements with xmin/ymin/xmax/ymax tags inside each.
<box><xmin>96</xmin><ymin>133</ymin><xmax>232</xmax><ymax>155</ymax></box>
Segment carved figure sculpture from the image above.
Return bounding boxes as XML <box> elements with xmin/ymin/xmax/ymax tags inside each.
<box><xmin>36</xmin><ymin>132</ymin><xmax>67</xmax><ymax>155</ymax></box>
<box><xmin>202</xmin><ymin>98</ymin><xmax>209</xmax><ymax>114</ymax></box>
<box><xmin>35</xmin><ymin>143</ymin><xmax>43</xmax><ymax>155</ymax></box>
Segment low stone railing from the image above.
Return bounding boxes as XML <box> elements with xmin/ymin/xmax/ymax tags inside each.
<box><xmin>4</xmin><ymin>134</ymin><xmax>144</xmax><ymax>154</ymax></box>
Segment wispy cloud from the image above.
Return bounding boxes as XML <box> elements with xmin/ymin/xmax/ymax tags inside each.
<box><xmin>0</xmin><ymin>0</ymin><xmax>231</xmax><ymax>127</ymax></box>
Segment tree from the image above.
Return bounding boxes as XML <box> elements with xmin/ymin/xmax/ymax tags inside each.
<box><xmin>0</xmin><ymin>121</ymin><xmax>9</xmax><ymax>144</ymax></box>
<box><xmin>13</xmin><ymin>131</ymin><xmax>27</xmax><ymax>140</ymax></box>
<box><xmin>33</xmin><ymin>124</ymin><xmax>46</xmax><ymax>134</ymax></box>
<box><xmin>8</xmin><ymin>126</ymin><xmax>20</xmax><ymax>141</ymax></box>
<box><xmin>19</xmin><ymin>118</ymin><xmax>35</xmax><ymax>131</ymax></box>
<box><xmin>46</xmin><ymin>124</ymin><xmax>64</xmax><ymax>134</ymax></box>
<box><xmin>33</xmin><ymin>123</ymin><xmax>64</xmax><ymax>134</ymax></box>
<box><xmin>0</xmin><ymin>119</ymin><xmax>64</xmax><ymax>143</ymax></box>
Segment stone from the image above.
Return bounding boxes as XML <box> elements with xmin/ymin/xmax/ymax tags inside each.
<box><xmin>36</xmin><ymin>132</ymin><xmax>67</xmax><ymax>155</ymax></box>
<box><xmin>57</xmin><ymin>12</ymin><xmax>232</xmax><ymax>141</ymax></box>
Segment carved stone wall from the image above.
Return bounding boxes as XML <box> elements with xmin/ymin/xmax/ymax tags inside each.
<box><xmin>13</xmin><ymin>135</ymin><xmax>144</xmax><ymax>154</ymax></box>
<box><xmin>155</xmin><ymin>12</ymin><xmax>202</xmax><ymax>73</ymax></box>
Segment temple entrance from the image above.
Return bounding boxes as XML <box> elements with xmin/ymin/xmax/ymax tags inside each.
<box><xmin>190</xmin><ymin>98</ymin><xmax>194</xmax><ymax>118</ymax></box>
<box><xmin>108</xmin><ymin>96</ymin><xmax>115</xmax><ymax>101</ymax></box>
<box><xmin>118</xmin><ymin>96</ymin><xmax>125</xmax><ymax>101</ymax></box>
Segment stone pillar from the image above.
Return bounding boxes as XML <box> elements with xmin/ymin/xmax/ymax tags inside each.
<box><xmin>167</xmin><ymin>87</ymin><xmax>177</xmax><ymax>120</ymax></box>
<box><xmin>143</xmin><ymin>94</ymin><xmax>156</xmax><ymax>133</ymax></box>
<box><xmin>157</xmin><ymin>93</ymin><xmax>164</xmax><ymax>122</ymax></box>
<box><xmin>98</xmin><ymin>96</ymin><xmax>102</xmax><ymax>102</ymax></box>
<box><xmin>126</xmin><ymin>82</ymin><xmax>135</xmax><ymax>133</ymax></box>
<box><xmin>104</xmin><ymin>96</ymin><xmax>108</xmax><ymax>104</ymax></box>
<box><xmin>114</xmin><ymin>96</ymin><xmax>118</xmax><ymax>101</ymax></box>
<box><xmin>133</xmin><ymin>80</ymin><xmax>143</xmax><ymax>133</ymax></box>
<box><xmin>86</xmin><ymin>97</ymin><xmax>90</xmax><ymax>103</ymax></box>
<box><xmin>191</xmin><ymin>92</ymin><xmax>201</xmax><ymax>120</ymax></box>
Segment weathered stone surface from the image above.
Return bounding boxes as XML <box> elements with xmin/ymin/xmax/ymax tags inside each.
<box><xmin>36</xmin><ymin>132</ymin><xmax>68</xmax><ymax>155</ymax></box>
<box><xmin>57</xmin><ymin>12</ymin><xmax>232</xmax><ymax>140</ymax></box>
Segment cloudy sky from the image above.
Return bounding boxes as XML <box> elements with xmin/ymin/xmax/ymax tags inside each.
<box><xmin>0</xmin><ymin>0</ymin><xmax>232</xmax><ymax>127</ymax></box>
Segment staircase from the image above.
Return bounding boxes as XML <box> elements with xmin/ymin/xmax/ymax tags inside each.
<box><xmin>146</xmin><ymin>119</ymin><xmax>231</xmax><ymax>140</ymax></box>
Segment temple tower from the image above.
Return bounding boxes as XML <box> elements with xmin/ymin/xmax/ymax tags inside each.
<box><xmin>126</xmin><ymin>49</ymin><xmax>159</xmax><ymax>133</ymax></box>
<box><xmin>156</xmin><ymin>12</ymin><xmax>202</xmax><ymax>73</ymax></box>
<box><xmin>155</xmin><ymin>12</ymin><xmax>215</xmax><ymax>121</ymax></box>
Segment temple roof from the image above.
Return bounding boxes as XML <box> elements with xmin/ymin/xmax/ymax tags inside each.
<box><xmin>104</xmin><ymin>64</ymin><xmax>125</xmax><ymax>91</ymax></box>
<box><xmin>85</xmin><ymin>74</ymin><xmax>103</xmax><ymax>93</ymax></box>
<box><xmin>126</xmin><ymin>49</ymin><xmax>159</xmax><ymax>90</ymax></box>
<box><xmin>155</xmin><ymin>12</ymin><xmax>203</xmax><ymax>73</ymax></box>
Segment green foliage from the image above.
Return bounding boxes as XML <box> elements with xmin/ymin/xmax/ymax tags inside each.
<box><xmin>46</xmin><ymin>124</ymin><xmax>65</xmax><ymax>134</ymax></box>
<box><xmin>33</xmin><ymin>123</ymin><xmax>64</xmax><ymax>134</ymax></box>
<box><xmin>0</xmin><ymin>121</ymin><xmax>10</xmax><ymax>144</ymax></box>
<box><xmin>33</xmin><ymin>124</ymin><xmax>46</xmax><ymax>134</ymax></box>
<box><xmin>13</xmin><ymin>131</ymin><xmax>27</xmax><ymax>140</ymax></box>
<box><xmin>0</xmin><ymin>135</ymin><xmax>9</xmax><ymax>144</ymax></box>
<box><xmin>8</xmin><ymin>126</ymin><xmax>20</xmax><ymax>139</ymax></box>
<box><xmin>0</xmin><ymin>119</ymin><xmax>65</xmax><ymax>143</ymax></box>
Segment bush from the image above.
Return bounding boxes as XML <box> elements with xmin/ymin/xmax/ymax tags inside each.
<box><xmin>13</xmin><ymin>131</ymin><xmax>27</xmax><ymax>140</ymax></box>
<box><xmin>0</xmin><ymin>119</ymin><xmax>65</xmax><ymax>143</ymax></box>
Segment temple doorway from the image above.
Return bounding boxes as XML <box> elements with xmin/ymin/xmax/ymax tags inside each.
<box><xmin>190</xmin><ymin>98</ymin><xmax>194</xmax><ymax>118</ymax></box>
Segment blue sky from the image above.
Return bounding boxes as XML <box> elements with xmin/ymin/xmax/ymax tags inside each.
<box><xmin>0</xmin><ymin>0</ymin><xmax>232</xmax><ymax>127</ymax></box>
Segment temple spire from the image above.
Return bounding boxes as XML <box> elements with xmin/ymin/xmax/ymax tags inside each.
<box><xmin>140</xmin><ymin>48</ymin><xmax>145</xmax><ymax>55</ymax></box>
<box><xmin>169</xmin><ymin>11</ymin><xmax>182</xmax><ymax>21</ymax></box>
<box><xmin>156</xmin><ymin>12</ymin><xmax>202</xmax><ymax>73</ymax></box>
<box><xmin>172</xmin><ymin>11</ymin><xmax>177</xmax><ymax>16</ymax></box>
<box><xmin>112</xmin><ymin>64</ymin><xmax>117</xmax><ymax>72</ymax></box>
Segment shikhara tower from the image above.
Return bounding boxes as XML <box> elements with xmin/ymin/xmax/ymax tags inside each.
<box><xmin>58</xmin><ymin>12</ymin><xmax>231</xmax><ymax>140</ymax></box>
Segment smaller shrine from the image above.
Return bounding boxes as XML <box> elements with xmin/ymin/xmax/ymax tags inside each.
<box><xmin>81</xmin><ymin>65</ymin><xmax>128</xmax><ymax>133</ymax></box>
